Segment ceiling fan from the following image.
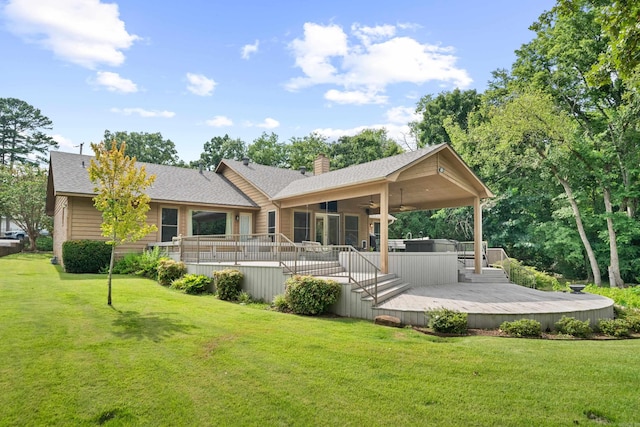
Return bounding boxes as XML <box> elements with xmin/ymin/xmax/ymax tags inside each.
<box><xmin>359</xmin><ymin>195</ymin><xmax>379</xmax><ymax>209</ymax></box>
<box><xmin>392</xmin><ymin>188</ymin><xmax>417</xmax><ymax>212</ymax></box>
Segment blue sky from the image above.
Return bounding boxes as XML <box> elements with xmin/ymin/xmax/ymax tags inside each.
<box><xmin>1</xmin><ymin>0</ymin><xmax>556</xmax><ymax>163</ymax></box>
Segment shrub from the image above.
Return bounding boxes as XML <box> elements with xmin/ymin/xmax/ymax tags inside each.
<box><xmin>112</xmin><ymin>252</ymin><xmax>141</xmax><ymax>275</ymax></box>
<box><xmin>624</xmin><ymin>314</ymin><xmax>640</xmax><ymax>333</ymax></box>
<box><xmin>584</xmin><ymin>285</ymin><xmax>640</xmax><ymax>309</ymax></box>
<box><xmin>499</xmin><ymin>319</ymin><xmax>542</xmax><ymax>338</ymax></box>
<box><xmin>35</xmin><ymin>236</ymin><xmax>53</xmax><ymax>251</ymax></box>
<box><xmin>284</xmin><ymin>275</ymin><xmax>341</xmax><ymax>315</ymax></box>
<box><xmin>171</xmin><ymin>274</ymin><xmax>212</xmax><ymax>294</ymax></box>
<box><xmin>621</xmin><ymin>310</ymin><xmax>640</xmax><ymax>333</ymax></box>
<box><xmin>136</xmin><ymin>246</ymin><xmax>166</xmax><ymax>279</ymax></box>
<box><xmin>62</xmin><ymin>240</ymin><xmax>112</xmax><ymax>273</ymax></box>
<box><xmin>157</xmin><ymin>259</ymin><xmax>186</xmax><ymax>287</ymax></box>
<box><xmin>213</xmin><ymin>269</ymin><xmax>244</xmax><ymax>301</ymax></box>
<box><xmin>238</xmin><ymin>291</ymin><xmax>252</xmax><ymax>304</ymax></box>
<box><xmin>598</xmin><ymin>319</ymin><xmax>631</xmax><ymax>338</ymax></box>
<box><xmin>272</xmin><ymin>294</ymin><xmax>289</xmax><ymax>312</ymax></box>
<box><xmin>426</xmin><ymin>308</ymin><xmax>468</xmax><ymax>334</ymax></box>
<box><xmin>554</xmin><ymin>316</ymin><xmax>592</xmax><ymax>338</ymax></box>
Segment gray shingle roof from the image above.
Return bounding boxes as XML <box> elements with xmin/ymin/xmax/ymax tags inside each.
<box><xmin>217</xmin><ymin>158</ymin><xmax>312</xmax><ymax>198</ymax></box>
<box><xmin>49</xmin><ymin>151</ymin><xmax>257</xmax><ymax>208</ymax></box>
<box><xmin>272</xmin><ymin>144</ymin><xmax>445</xmax><ymax>200</ymax></box>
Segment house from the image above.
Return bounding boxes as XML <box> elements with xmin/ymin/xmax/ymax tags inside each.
<box><xmin>46</xmin><ymin>145</ymin><xmax>616</xmax><ymax>329</ymax></box>
<box><xmin>46</xmin><ymin>143</ymin><xmax>493</xmax><ymax>272</ymax></box>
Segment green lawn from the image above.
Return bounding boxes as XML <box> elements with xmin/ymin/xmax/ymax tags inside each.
<box><xmin>1</xmin><ymin>254</ymin><xmax>639</xmax><ymax>426</ymax></box>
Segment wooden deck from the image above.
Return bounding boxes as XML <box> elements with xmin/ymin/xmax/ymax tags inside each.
<box><xmin>183</xmin><ymin>259</ymin><xmax>615</xmax><ymax>330</ymax></box>
<box><xmin>374</xmin><ymin>282</ymin><xmax>614</xmax><ymax>330</ymax></box>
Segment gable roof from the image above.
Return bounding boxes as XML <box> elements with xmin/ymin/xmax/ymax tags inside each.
<box><xmin>273</xmin><ymin>144</ymin><xmax>447</xmax><ymax>200</ymax></box>
<box><xmin>216</xmin><ymin>158</ymin><xmax>312</xmax><ymax>198</ymax></box>
<box><xmin>48</xmin><ymin>151</ymin><xmax>258</xmax><ymax>208</ymax></box>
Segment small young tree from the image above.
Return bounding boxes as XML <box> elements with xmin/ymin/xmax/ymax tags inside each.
<box><xmin>88</xmin><ymin>142</ymin><xmax>157</xmax><ymax>305</ymax></box>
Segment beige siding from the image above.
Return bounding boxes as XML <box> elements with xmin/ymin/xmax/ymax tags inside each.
<box><xmin>52</xmin><ymin>196</ymin><xmax>69</xmax><ymax>261</ymax></box>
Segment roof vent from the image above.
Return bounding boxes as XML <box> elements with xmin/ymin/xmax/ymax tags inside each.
<box><xmin>242</xmin><ymin>157</ymin><xmax>249</xmax><ymax>166</ymax></box>
<box><xmin>82</xmin><ymin>160</ymin><xmax>85</xmax><ymax>168</ymax></box>
<box><xmin>300</xmin><ymin>166</ymin><xmax>306</xmax><ymax>175</ymax></box>
<box><xmin>199</xmin><ymin>162</ymin><xmax>203</xmax><ymax>174</ymax></box>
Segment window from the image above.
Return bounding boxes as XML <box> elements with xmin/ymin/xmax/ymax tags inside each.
<box><xmin>293</xmin><ymin>211</ymin><xmax>310</xmax><ymax>242</ymax></box>
<box><xmin>345</xmin><ymin>215</ymin><xmax>359</xmax><ymax>247</ymax></box>
<box><xmin>267</xmin><ymin>211</ymin><xmax>276</xmax><ymax>237</ymax></box>
<box><xmin>191</xmin><ymin>210</ymin><xmax>228</xmax><ymax>235</ymax></box>
<box><xmin>161</xmin><ymin>208</ymin><xmax>178</xmax><ymax>242</ymax></box>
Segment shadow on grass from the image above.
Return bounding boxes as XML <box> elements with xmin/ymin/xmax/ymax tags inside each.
<box><xmin>112</xmin><ymin>310</ymin><xmax>197</xmax><ymax>342</ymax></box>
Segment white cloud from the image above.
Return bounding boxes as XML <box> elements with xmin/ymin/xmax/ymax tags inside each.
<box><xmin>351</xmin><ymin>23</ymin><xmax>396</xmax><ymax>46</ymax></box>
<box><xmin>324</xmin><ymin>89</ymin><xmax>387</xmax><ymax>105</ymax></box>
<box><xmin>285</xmin><ymin>23</ymin><xmax>349</xmax><ymax>91</ymax></box>
<box><xmin>385</xmin><ymin>106</ymin><xmax>420</xmax><ymax>124</ymax></box>
<box><xmin>3</xmin><ymin>0</ymin><xmax>139</xmax><ymax>69</ymax></box>
<box><xmin>205</xmin><ymin>115</ymin><xmax>233</xmax><ymax>127</ymax></box>
<box><xmin>313</xmin><ymin>105</ymin><xmax>420</xmax><ymax>148</ymax></box>
<box><xmin>110</xmin><ymin>107</ymin><xmax>175</xmax><ymax>118</ymax></box>
<box><xmin>93</xmin><ymin>71</ymin><xmax>137</xmax><ymax>93</ymax></box>
<box><xmin>241</xmin><ymin>40</ymin><xmax>259</xmax><ymax>59</ymax></box>
<box><xmin>186</xmin><ymin>73</ymin><xmax>216</xmax><ymax>96</ymax></box>
<box><xmin>50</xmin><ymin>134</ymin><xmax>76</xmax><ymax>151</ymax></box>
<box><xmin>257</xmin><ymin>118</ymin><xmax>280</xmax><ymax>129</ymax></box>
<box><xmin>286</xmin><ymin>22</ymin><xmax>472</xmax><ymax>105</ymax></box>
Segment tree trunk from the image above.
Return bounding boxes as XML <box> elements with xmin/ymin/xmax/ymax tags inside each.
<box><xmin>557</xmin><ymin>176</ymin><xmax>602</xmax><ymax>286</ymax></box>
<box><xmin>603</xmin><ymin>187</ymin><xmax>624</xmax><ymax>287</ymax></box>
<box><xmin>107</xmin><ymin>244</ymin><xmax>116</xmax><ymax>305</ymax></box>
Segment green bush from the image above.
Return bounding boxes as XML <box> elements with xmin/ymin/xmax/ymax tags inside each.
<box><xmin>157</xmin><ymin>259</ymin><xmax>186</xmax><ymax>287</ymax></box>
<box><xmin>499</xmin><ymin>319</ymin><xmax>542</xmax><ymax>338</ymax></box>
<box><xmin>213</xmin><ymin>269</ymin><xmax>244</xmax><ymax>301</ymax></box>
<box><xmin>62</xmin><ymin>240</ymin><xmax>112</xmax><ymax>273</ymax></box>
<box><xmin>238</xmin><ymin>291</ymin><xmax>252</xmax><ymax>304</ymax></box>
<box><xmin>112</xmin><ymin>252</ymin><xmax>141</xmax><ymax>275</ymax></box>
<box><xmin>136</xmin><ymin>246</ymin><xmax>166</xmax><ymax>279</ymax></box>
<box><xmin>585</xmin><ymin>285</ymin><xmax>640</xmax><ymax>309</ymax></box>
<box><xmin>272</xmin><ymin>294</ymin><xmax>289</xmax><ymax>312</ymax></box>
<box><xmin>554</xmin><ymin>316</ymin><xmax>592</xmax><ymax>338</ymax></box>
<box><xmin>426</xmin><ymin>308</ymin><xmax>468</xmax><ymax>334</ymax></box>
<box><xmin>598</xmin><ymin>319</ymin><xmax>631</xmax><ymax>338</ymax></box>
<box><xmin>35</xmin><ymin>236</ymin><xmax>53</xmax><ymax>251</ymax></box>
<box><xmin>621</xmin><ymin>310</ymin><xmax>640</xmax><ymax>333</ymax></box>
<box><xmin>171</xmin><ymin>274</ymin><xmax>212</xmax><ymax>294</ymax></box>
<box><xmin>284</xmin><ymin>275</ymin><xmax>341</xmax><ymax>315</ymax></box>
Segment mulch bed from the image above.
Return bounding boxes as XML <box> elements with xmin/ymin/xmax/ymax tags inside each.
<box><xmin>412</xmin><ymin>326</ymin><xmax>640</xmax><ymax>340</ymax></box>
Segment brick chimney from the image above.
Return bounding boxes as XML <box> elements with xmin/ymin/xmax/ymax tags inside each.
<box><xmin>314</xmin><ymin>154</ymin><xmax>330</xmax><ymax>175</ymax></box>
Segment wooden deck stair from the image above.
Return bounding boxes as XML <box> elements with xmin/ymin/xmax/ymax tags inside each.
<box><xmin>290</xmin><ymin>261</ymin><xmax>412</xmax><ymax>306</ymax></box>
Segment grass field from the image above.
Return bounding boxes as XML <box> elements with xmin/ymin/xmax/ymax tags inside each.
<box><xmin>1</xmin><ymin>253</ymin><xmax>639</xmax><ymax>426</ymax></box>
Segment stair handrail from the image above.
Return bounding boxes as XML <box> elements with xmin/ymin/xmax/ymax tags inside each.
<box><xmin>346</xmin><ymin>246</ymin><xmax>380</xmax><ymax>305</ymax></box>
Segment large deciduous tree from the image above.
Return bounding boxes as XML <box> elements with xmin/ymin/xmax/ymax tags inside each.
<box><xmin>288</xmin><ymin>132</ymin><xmax>330</xmax><ymax>171</ymax></box>
<box><xmin>88</xmin><ymin>142</ymin><xmax>157</xmax><ymax>305</ymax></box>
<box><xmin>193</xmin><ymin>134</ymin><xmax>246</xmax><ymax>170</ymax></box>
<box><xmin>0</xmin><ymin>165</ymin><xmax>49</xmax><ymax>250</ymax></box>
<box><xmin>247</xmin><ymin>132</ymin><xmax>289</xmax><ymax>167</ymax></box>
<box><xmin>103</xmin><ymin>130</ymin><xmax>181</xmax><ymax>165</ymax></box>
<box><xmin>510</xmin><ymin>0</ymin><xmax>640</xmax><ymax>286</ymax></box>
<box><xmin>0</xmin><ymin>98</ymin><xmax>57</xmax><ymax>168</ymax></box>
<box><xmin>410</xmin><ymin>89</ymin><xmax>481</xmax><ymax>147</ymax></box>
<box><xmin>329</xmin><ymin>129</ymin><xmax>402</xmax><ymax>170</ymax></box>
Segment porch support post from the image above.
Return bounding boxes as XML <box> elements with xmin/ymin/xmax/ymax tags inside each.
<box><xmin>473</xmin><ymin>196</ymin><xmax>482</xmax><ymax>274</ymax></box>
<box><xmin>380</xmin><ymin>183</ymin><xmax>389</xmax><ymax>274</ymax></box>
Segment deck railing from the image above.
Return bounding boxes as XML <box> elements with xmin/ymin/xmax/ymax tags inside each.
<box><xmin>151</xmin><ymin>234</ymin><xmax>381</xmax><ymax>304</ymax></box>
